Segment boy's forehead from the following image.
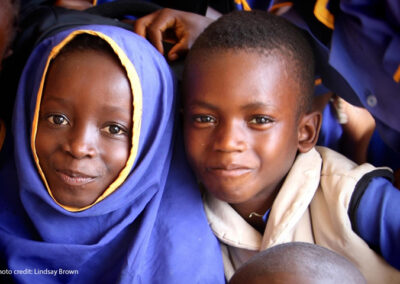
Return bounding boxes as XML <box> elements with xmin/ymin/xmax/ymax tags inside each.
<box><xmin>185</xmin><ymin>48</ymin><xmax>305</xmax><ymax>112</ymax></box>
<box><xmin>186</xmin><ymin>50</ymin><xmax>299</xmax><ymax>95</ymax></box>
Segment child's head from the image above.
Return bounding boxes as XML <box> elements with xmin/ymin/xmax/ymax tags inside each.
<box><xmin>0</xmin><ymin>0</ymin><xmax>19</xmax><ymax>71</ymax></box>
<box><xmin>35</xmin><ymin>34</ymin><xmax>132</xmax><ymax>209</ymax></box>
<box><xmin>229</xmin><ymin>242</ymin><xmax>366</xmax><ymax>284</ymax></box>
<box><xmin>183</xmin><ymin>11</ymin><xmax>321</xmax><ymax>208</ymax></box>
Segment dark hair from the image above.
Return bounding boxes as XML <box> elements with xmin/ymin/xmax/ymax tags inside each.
<box><xmin>229</xmin><ymin>242</ymin><xmax>366</xmax><ymax>284</ymax></box>
<box><xmin>186</xmin><ymin>10</ymin><xmax>315</xmax><ymax>115</ymax></box>
<box><xmin>55</xmin><ymin>33</ymin><xmax>117</xmax><ymax>60</ymax></box>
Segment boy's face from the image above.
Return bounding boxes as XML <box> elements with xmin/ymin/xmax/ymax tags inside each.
<box><xmin>183</xmin><ymin>50</ymin><xmax>303</xmax><ymax>207</ymax></box>
<box><xmin>35</xmin><ymin>49</ymin><xmax>132</xmax><ymax>208</ymax></box>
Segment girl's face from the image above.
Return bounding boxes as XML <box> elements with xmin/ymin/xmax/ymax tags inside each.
<box><xmin>35</xmin><ymin>49</ymin><xmax>132</xmax><ymax>208</ymax></box>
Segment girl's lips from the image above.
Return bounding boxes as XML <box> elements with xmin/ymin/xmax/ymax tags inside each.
<box><xmin>56</xmin><ymin>170</ymin><xmax>96</xmax><ymax>186</ymax></box>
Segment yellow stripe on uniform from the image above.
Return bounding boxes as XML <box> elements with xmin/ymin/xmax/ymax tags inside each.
<box><xmin>268</xmin><ymin>2</ymin><xmax>293</xmax><ymax>14</ymax></box>
<box><xmin>234</xmin><ymin>0</ymin><xmax>252</xmax><ymax>11</ymax></box>
<box><xmin>393</xmin><ymin>64</ymin><xmax>400</xmax><ymax>83</ymax></box>
<box><xmin>314</xmin><ymin>0</ymin><xmax>334</xmax><ymax>29</ymax></box>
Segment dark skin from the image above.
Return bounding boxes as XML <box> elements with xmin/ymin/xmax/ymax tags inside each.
<box><xmin>0</xmin><ymin>0</ymin><xmax>14</xmax><ymax>71</ymax></box>
<box><xmin>183</xmin><ymin>50</ymin><xmax>321</xmax><ymax>232</ymax></box>
<box><xmin>35</xmin><ymin>49</ymin><xmax>132</xmax><ymax>208</ymax></box>
<box><xmin>134</xmin><ymin>8</ymin><xmax>213</xmax><ymax>61</ymax></box>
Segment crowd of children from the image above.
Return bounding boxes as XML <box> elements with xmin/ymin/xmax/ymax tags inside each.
<box><xmin>0</xmin><ymin>0</ymin><xmax>399</xmax><ymax>283</ymax></box>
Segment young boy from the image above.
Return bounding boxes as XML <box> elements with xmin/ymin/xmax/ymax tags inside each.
<box><xmin>229</xmin><ymin>242</ymin><xmax>366</xmax><ymax>284</ymax></box>
<box><xmin>0</xmin><ymin>25</ymin><xmax>224</xmax><ymax>283</ymax></box>
<box><xmin>182</xmin><ymin>10</ymin><xmax>400</xmax><ymax>283</ymax></box>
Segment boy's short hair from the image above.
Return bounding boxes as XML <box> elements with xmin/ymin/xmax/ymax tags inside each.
<box><xmin>186</xmin><ymin>10</ymin><xmax>315</xmax><ymax>114</ymax></box>
<box><xmin>230</xmin><ymin>242</ymin><xmax>366</xmax><ymax>284</ymax></box>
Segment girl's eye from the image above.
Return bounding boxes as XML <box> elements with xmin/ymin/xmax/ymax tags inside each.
<box><xmin>193</xmin><ymin>115</ymin><xmax>216</xmax><ymax>123</ymax></box>
<box><xmin>47</xmin><ymin>114</ymin><xmax>68</xmax><ymax>126</ymax></box>
<box><xmin>249</xmin><ymin>116</ymin><xmax>273</xmax><ymax>124</ymax></box>
<box><xmin>101</xmin><ymin>124</ymin><xmax>127</xmax><ymax>136</ymax></box>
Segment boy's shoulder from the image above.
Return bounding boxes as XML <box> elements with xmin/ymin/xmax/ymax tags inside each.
<box><xmin>312</xmin><ymin>146</ymin><xmax>394</xmax><ymax>214</ymax></box>
<box><xmin>315</xmin><ymin>145</ymin><xmax>392</xmax><ymax>183</ymax></box>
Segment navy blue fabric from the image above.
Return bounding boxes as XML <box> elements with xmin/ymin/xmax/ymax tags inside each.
<box><xmin>330</xmin><ymin>0</ymin><xmax>400</xmax><ymax>153</ymax></box>
<box><xmin>0</xmin><ymin>25</ymin><xmax>224</xmax><ymax>283</ymax></box>
<box><xmin>356</xmin><ymin>177</ymin><xmax>400</xmax><ymax>270</ymax></box>
<box><xmin>230</xmin><ymin>0</ymin><xmax>400</xmax><ymax>153</ymax></box>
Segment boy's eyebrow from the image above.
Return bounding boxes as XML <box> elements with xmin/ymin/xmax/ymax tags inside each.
<box><xmin>241</xmin><ymin>102</ymin><xmax>274</xmax><ymax>110</ymax></box>
<box><xmin>187</xmin><ymin>100</ymin><xmax>219</xmax><ymax>111</ymax></box>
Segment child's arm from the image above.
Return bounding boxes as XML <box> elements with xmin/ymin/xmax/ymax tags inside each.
<box><xmin>350</xmin><ymin>176</ymin><xmax>400</xmax><ymax>270</ymax></box>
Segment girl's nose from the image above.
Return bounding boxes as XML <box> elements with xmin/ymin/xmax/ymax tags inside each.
<box><xmin>62</xmin><ymin>124</ymin><xmax>97</xmax><ymax>159</ymax></box>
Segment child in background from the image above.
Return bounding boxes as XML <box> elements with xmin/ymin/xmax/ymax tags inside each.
<box><xmin>229</xmin><ymin>242</ymin><xmax>366</xmax><ymax>284</ymax></box>
<box><xmin>0</xmin><ymin>25</ymin><xmax>224</xmax><ymax>283</ymax></box>
<box><xmin>0</xmin><ymin>0</ymin><xmax>19</xmax><ymax>149</ymax></box>
<box><xmin>182</xmin><ymin>10</ymin><xmax>400</xmax><ymax>282</ymax></box>
<box><xmin>0</xmin><ymin>0</ymin><xmax>18</xmax><ymax>70</ymax></box>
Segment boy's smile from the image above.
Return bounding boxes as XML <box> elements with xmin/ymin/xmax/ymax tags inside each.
<box><xmin>35</xmin><ymin>48</ymin><xmax>132</xmax><ymax>208</ymax></box>
<box><xmin>183</xmin><ymin>50</ymin><xmax>307</xmax><ymax>214</ymax></box>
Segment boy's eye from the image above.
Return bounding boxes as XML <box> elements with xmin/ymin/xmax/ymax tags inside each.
<box><xmin>192</xmin><ymin>115</ymin><xmax>216</xmax><ymax>123</ymax></box>
<box><xmin>101</xmin><ymin>124</ymin><xmax>127</xmax><ymax>136</ymax></box>
<box><xmin>47</xmin><ymin>114</ymin><xmax>68</xmax><ymax>126</ymax></box>
<box><xmin>249</xmin><ymin>116</ymin><xmax>273</xmax><ymax>124</ymax></box>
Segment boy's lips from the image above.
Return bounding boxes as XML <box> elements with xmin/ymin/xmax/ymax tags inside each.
<box><xmin>206</xmin><ymin>164</ymin><xmax>252</xmax><ymax>178</ymax></box>
<box><xmin>55</xmin><ymin>169</ymin><xmax>96</xmax><ymax>186</ymax></box>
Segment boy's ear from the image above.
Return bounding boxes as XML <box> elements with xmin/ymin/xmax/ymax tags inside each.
<box><xmin>297</xmin><ymin>111</ymin><xmax>322</xmax><ymax>153</ymax></box>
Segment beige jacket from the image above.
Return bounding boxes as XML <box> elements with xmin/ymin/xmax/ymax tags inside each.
<box><xmin>204</xmin><ymin>146</ymin><xmax>400</xmax><ymax>283</ymax></box>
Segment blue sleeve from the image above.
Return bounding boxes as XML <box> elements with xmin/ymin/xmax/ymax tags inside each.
<box><xmin>350</xmin><ymin>174</ymin><xmax>400</xmax><ymax>270</ymax></box>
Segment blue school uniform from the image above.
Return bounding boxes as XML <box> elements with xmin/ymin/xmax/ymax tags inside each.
<box><xmin>284</xmin><ymin>0</ymin><xmax>400</xmax><ymax>153</ymax></box>
<box><xmin>226</xmin><ymin>0</ymin><xmax>400</xmax><ymax>154</ymax></box>
<box><xmin>0</xmin><ymin>25</ymin><xmax>224</xmax><ymax>283</ymax></box>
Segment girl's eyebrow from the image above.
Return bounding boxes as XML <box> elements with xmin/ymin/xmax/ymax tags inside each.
<box><xmin>40</xmin><ymin>95</ymin><xmax>71</xmax><ymax>107</ymax></box>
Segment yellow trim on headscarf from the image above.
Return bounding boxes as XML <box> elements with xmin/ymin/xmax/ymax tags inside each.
<box><xmin>31</xmin><ymin>30</ymin><xmax>142</xmax><ymax>212</ymax></box>
<box><xmin>394</xmin><ymin>65</ymin><xmax>400</xmax><ymax>83</ymax></box>
<box><xmin>92</xmin><ymin>0</ymin><xmax>97</xmax><ymax>6</ymax></box>
<box><xmin>234</xmin><ymin>0</ymin><xmax>252</xmax><ymax>11</ymax></box>
<box><xmin>314</xmin><ymin>0</ymin><xmax>334</xmax><ymax>29</ymax></box>
<box><xmin>0</xmin><ymin>119</ymin><xmax>5</xmax><ymax>151</ymax></box>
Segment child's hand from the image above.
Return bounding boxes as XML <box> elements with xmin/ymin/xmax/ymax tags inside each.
<box><xmin>134</xmin><ymin>8</ymin><xmax>213</xmax><ymax>61</ymax></box>
<box><xmin>332</xmin><ymin>95</ymin><xmax>375</xmax><ymax>164</ymax></box>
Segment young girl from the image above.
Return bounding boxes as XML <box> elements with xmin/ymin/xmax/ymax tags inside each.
<box><xmin>0</xmin><ymin>25</ymin><xmax>224</xmax><ymax>283</ymax></box>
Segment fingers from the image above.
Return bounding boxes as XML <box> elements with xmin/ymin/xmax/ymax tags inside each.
<box><xmin>134</xmin><ymin>9</ymin><xmax>178</xmax><ymax>55</ymax></box>
<box><xmin>167</xmin><ymin>37</ymin><xmax>189</xmax><ymax>61</ymax></box>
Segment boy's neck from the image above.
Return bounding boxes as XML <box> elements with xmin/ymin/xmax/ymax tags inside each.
<box><xmin>230</xmin><ymin>187</ymin><xmax>280</xmax><ymax>234</ymax></box>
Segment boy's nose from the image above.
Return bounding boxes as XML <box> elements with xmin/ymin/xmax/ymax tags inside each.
<box><xmin>212</xmin><ymin>120</ymin><xmax>247</xmax><ymax>153</ymax></box>
<box><xmin>63</xmin><ymin>125</ymin><xmax>97</xmax><ymax>159</ymax></box>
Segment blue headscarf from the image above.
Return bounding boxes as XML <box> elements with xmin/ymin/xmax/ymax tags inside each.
<box><xmin>0</xmin><ymin>25</ymin><xmax>224</xmax><ymax>283</ymax></box>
